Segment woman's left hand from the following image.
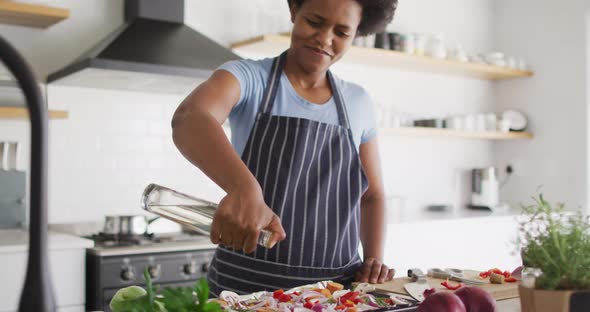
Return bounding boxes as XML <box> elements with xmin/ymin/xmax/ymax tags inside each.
<box><xmin>355</xmin><ymin>257</ymin><xmax>395</xmax><ymax>284</ymax></box>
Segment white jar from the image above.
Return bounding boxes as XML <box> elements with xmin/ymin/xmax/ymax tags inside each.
<box><xmin>402</xmin><ymin>33</ymin><xmax>415</xmax><ymax>55</ymax></box>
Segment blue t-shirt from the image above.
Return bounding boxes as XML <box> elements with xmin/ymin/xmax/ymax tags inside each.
<box><xmin>217</xmin><ymin>58</ymin><xmax>378</xmax><ymax>156</ymax></box>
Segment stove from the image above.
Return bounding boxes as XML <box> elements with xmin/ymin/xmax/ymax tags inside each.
<box><xmin>85</xmin><ymin>231</ymin><xmax>216</xmax><ymax>312</ymax></box>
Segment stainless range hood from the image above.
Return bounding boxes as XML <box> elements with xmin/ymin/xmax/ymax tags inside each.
<box><xmin>48</xmin><ymin>0</ymin><xmax>240</xmax><ymax>94</ymax></box>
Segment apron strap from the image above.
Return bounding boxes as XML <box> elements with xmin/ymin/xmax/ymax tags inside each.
<box><xmin>327</xmin><ymin>71</ymin><xmax>350</xmax><ymax>129</ymax></box>
<box><xmin>258</xmin><ymin>51</ymin><xmax>287</xmax><ymax>115</ymax></box>
<box><xmin>259</xmin><ymin>51</ymin><xmax>351</xmax><ymax>129</ymax></box>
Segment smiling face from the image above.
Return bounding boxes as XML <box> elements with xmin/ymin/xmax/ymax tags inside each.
<box><xmin>289</xmin><ymin>0</ymin><xmax>362</xmax><ymax>74</ymax></box>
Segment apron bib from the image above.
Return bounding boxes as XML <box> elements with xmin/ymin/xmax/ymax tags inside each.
<box><xmin>209</xmin><ymin>52</ymin><xmax>368</xmax><ymax>295</ymax></box>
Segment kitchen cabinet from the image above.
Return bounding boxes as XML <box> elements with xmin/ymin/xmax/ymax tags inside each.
<box><xmin>0</xmin><ymin>1</ymin><xmax>69</xmax><ymax>28</ymax></box>
<box><xmin>0</xmin><ymin>230</ymin><xmax>93</xmax><ymax>312</ymax></box>
<box><xmin>231</xmin><ymin>34</ymin><xmax>534</xmax><ymax>80</ymax></box>
<box><xmin>0</xmin><ymin>107</ymin><xmax>68</xmax><ymax>119</ymax></box>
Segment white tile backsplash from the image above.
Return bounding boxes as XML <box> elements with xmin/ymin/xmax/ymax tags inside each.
<box><xmin>0</xmin><ymin>0</ymin><xmax>498</xmax><ymax>223</ymax></box>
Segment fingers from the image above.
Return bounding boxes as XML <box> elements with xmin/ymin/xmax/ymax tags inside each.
<box><xmin>219</xmin><ymin>220</ymin><xmax>236</xmax><ymax>248</ymax></box>
<box><xmin>377</xmin><ymin>264</ymin><xmax>389</xmax><ymax>283</ymax></box>
<box><xmin>356</xmin><ymin>258</ymin><xmax>374</xmax><ymax>283</ymax></box>
<box><xmin>265</xmin><ymin>214</ymin><xmax>286</xmax><ymax>248</ymax></box>
<box><xmin>387</xmin><ymin>268</ymin><xmax>396</xmax><ymax>281</ymax></box>
<box><xmin>243</xmin><ymin>228</ymin><xmax>259</xmax><ymax>254</ymax></box>
<box><xmin>232</xmin><ymin>232</ymin><xmax>246</xmax><ymax>251</ymax></box>
<box><xmin>356</xmin><ymin>258</ymin><xmax>395</xmax><ymax>284</ymax></box>
<box><xmin>369</xmin><ymin>259</ymin><xmax>382</xmax><ymax>284</ymax></box>
<box><xmin>210</xmin><ymin>214</ymin><xmax>222</xmax><ymax>245</ymax></box>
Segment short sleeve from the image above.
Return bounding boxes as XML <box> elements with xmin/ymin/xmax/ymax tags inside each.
<box><xmin>216</xmin><ymin>60</ymin><xmax>259</xmax><ymax>112</ymax></box>
<box><xmin>360</xmin><ymin>93</ymin><xmax>378</xmax><ymax>144</ymax></box>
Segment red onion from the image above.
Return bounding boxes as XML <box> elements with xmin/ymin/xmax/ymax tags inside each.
<box><xmin>417</xmin><ymin>292</ymin><xmax>466</xmax><ymax>312</ymax></box>
<box><xmin>454</xmin><ymin>287</ymin><xmax>496</xmax><ymax>312</ymax></box>
<box><xmin>511</xmin><ymin>266</ymin><xmax>523</xmax><ymax>280</ymax></box>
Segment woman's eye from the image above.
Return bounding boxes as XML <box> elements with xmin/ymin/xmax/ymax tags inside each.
<box><xmin>336</xmin><ymin>31</ymin><xmax>350</xmax><ymax>38</ymax></box>
<box><xmin>306</xmin><ymin>18</ymin><xmax>321</xmax><ymax>27</ymax></box>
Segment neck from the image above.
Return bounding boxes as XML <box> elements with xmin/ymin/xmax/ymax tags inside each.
<box><xmin>284</xmin><ymin>50</ymin><xmax>329</xmax><ymax>90</ymax></box>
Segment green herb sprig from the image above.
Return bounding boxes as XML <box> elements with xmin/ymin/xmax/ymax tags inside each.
<box><xmin>517</xmin><ymin>194</ymin><xmax>590</xmax><ymax>290</ymax></box>
<box><xmin>110</xmin><ymin>268</ymin><xmax>221</xmax><ymax>312</ymax></box>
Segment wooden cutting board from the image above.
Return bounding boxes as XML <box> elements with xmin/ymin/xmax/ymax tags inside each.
<box><xmin>366</xmin><ymin>270</ymin><xmax>519</xmax><ymax>301</ymax></box>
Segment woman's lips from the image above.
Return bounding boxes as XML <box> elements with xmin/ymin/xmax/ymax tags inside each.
<box><xmin>306</xmin><ymin>46</ymin><xmax>331</xmax><ymax>58</ymax></box>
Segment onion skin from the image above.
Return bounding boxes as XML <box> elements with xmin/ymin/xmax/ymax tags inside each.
<box><xmin>417</xmin><ymin>292</ymin><xmax>467</xmax><ymax>312</ymax></box>
<box><xmin>454</xmin><ymin>287</ymin><xmax>496</xmax><ymax>312</ymax></box>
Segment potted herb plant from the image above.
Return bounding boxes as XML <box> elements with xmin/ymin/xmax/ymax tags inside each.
<box><xmin>110</xmin><ymin>269</ymin><xmax>221</xmax><ymax>312</ymax></box>
<box><xmin>516</xmin><ymin>194</ymin><xmax>590</xmax><ymax>312</ymax></box>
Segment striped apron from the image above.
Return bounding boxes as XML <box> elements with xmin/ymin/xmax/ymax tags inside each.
<box><xmin>208</xmin><ymin>52</ymin><xmax>368</xmax><ymax>296</ymax></box>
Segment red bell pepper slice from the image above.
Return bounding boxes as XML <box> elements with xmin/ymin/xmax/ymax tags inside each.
<box><xmin>505</xmin><ymin>277</ymin><xmax>517</xmax><ymax>283</ymax></box>
<box><xmin>479</xmin><ymin>271</ymin><xmax>491</xmax><ymax>279</ymax></box>
<box><xmin>278</xmin><ymin>293</ymin><xmax>292</xmax><ymax>302</ymax></box>
<box><xmin>441</xmin><ymin>280</ymin><xmax>464</xmax><ymax>290</ymax></box>
<box><xmin>273</xmin><ymin>289</ymin><xmax>284</xmax><ymax>299</ymax></box>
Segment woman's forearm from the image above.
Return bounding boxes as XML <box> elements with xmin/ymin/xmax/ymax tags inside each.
<box><xmin>360</xmin><ymin>192</ymin><xmax>386</xmax><ymax>260</ymax></box>
<box><xmin>172</xmin><ymin>106</ymin><xmax>260</xmax><ymax>195</ymax></box>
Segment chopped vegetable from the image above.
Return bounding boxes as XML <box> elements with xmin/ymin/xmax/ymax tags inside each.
<box><xmin>327</xmin><ymin>281</ymin><xmax>345</xmax><ymax>293</ymax></box>
<box><xmin>272</xmin><ymin>289</ymin><xmax>284</xmax><ymax>299</ymax></box>
<box><xmin>505</xmin><ymin>277</ymin><xmax>517</xmax><ymax>283</ymax></box>
<box><xmin>441</xmin><ymin>280</ymin><xmax>464</xmax><ymax>290</ymax></box>
<box><xmin>490</xmin><ymin>272</ymin><xmax>505</xmax><ymax>284</ymax></box>
<box><xmin>423</xmin><ymin>288</ymin><xmax>436</xmax><ymax>298</ymax></box>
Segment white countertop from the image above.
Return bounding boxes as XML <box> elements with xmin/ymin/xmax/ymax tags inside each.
<box><xmin>0</xmin><ymin>229</ymin><xmax>94</xmax><ymax>254</ymax></box>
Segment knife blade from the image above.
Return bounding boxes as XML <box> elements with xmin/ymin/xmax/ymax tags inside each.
<box><xmin>403</xmin><ymin>279</ymin><xmax>431</xmax><ymax>302</ymax></box>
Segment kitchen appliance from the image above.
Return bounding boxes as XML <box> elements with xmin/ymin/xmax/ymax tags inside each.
<box><xmin>48</xmin><ymin>0</ymin><xmax>240</xmax><ymax>94</ymax></box>
<box><xmin>141</xmin><ymin>183</ymin><xmax>273</xmax><ymax>247</ymax></box>
<box><xmin>468</xmin><ymin>167</ymin><xmax>499</xmax><ymax>210</ymax></box>
<box><xmin>85</xmin><ymin>230</ymin><xmax>216</xmax><ymax>312</ymax></box>
<box><xmin>0</xmin><ymin>141</ymin><xmax>26</xmax><ymax>228</ymax></box>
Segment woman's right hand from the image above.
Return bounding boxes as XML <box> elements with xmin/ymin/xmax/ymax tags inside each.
<box><xmin>210</xmin><ymin>186</ymin><xmax>286</xmax><ymax>253</ymax></box>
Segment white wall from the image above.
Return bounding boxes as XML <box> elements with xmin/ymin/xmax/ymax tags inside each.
<box><xmin>493</xmin><ymin>0</ymin><xmax>590</xmax><ymax>211</ymax></box>
<box><xmin>1</xmin><ymin>0</ymin><xmax>497</xmax><ymax>222</ymax></box>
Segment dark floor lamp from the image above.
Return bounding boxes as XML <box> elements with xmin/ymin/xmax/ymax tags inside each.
<box><xmin>0</xmin><ymin>36</ymin><xmax>56</xmax><ymax>310</ymax></box>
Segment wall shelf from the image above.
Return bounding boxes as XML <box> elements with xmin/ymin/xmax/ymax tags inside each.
<box><xmin>231</xmin><ymin>34</ymin><xmax>534</xmax><ymax>80</ymax></box>
<box><xmin>0</xmin><ymin>1</ymin><xmax>69</xmax><ymax>28</ymax></box>
<box><xmin>379</xmin><ymin>127</ymin><xmax>533</xmax><ymax>140</ymax></box>
<box><xmin>0</xmin><ymin>107</ymin><xmax>68</xmax><ymax>119</ymax></box>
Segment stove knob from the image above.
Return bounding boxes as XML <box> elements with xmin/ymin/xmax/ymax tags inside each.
<box><xmin>121</xmin><ymin>267</ymin><xmax>135</xmax><ymax>281</ymax></box>
<box><xmin>148</xmin><ymin>264</ymin><xmax>161</xmax><ymax>279</ymax></box>
<box><xmin>183</xmin><ymin>262</ymin><xmax>197</xmax><ymax>275</ymax></box>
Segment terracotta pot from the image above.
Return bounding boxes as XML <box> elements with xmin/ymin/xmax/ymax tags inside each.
<box><xmin>519</xmin><ymin>285</ymin><xmax>590</xmax><ymax>312</ymax></box>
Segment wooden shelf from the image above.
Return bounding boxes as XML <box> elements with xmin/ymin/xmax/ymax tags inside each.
<box><xmin>231</xmin><ymin>35</ymin><xmax>534</xmax><ymax>80</ymax></box>
<box><xmin>379</xmin><ymin>127</ymin><xmax>533</xmax><ymax>140</ymax></box>
<box><xmin>0</xmin><ymin>107</ymin><xmax>68</xmax><ymax>119</ymax></box>
<box><xmin>0</xmin><ymin>1</ymin><xmax>69</xmax><ymax>28</ymax></box>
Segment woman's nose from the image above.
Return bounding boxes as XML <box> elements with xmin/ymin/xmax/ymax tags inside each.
<box><xmin>315</xmin><ymin>29</ymin><xmax>333</xmax><ymax>47</ymax></box>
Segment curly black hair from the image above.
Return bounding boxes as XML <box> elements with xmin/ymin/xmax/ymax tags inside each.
<box><xmin>287</xmin><ymin>0</ymin><xmax>397</xmax><ymax>36</ymax></box>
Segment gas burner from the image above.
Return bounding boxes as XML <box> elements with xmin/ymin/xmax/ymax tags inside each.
<box><xmin>88</xmin><ymin>232</ymin><xmax>156</xmax><ymax>247</ymax></box>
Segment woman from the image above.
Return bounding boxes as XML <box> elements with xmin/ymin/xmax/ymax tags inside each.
<box><xmin>172</xmin><ymin>0</ymin><xmax>397</xmax><ymax>296</ymax></box>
